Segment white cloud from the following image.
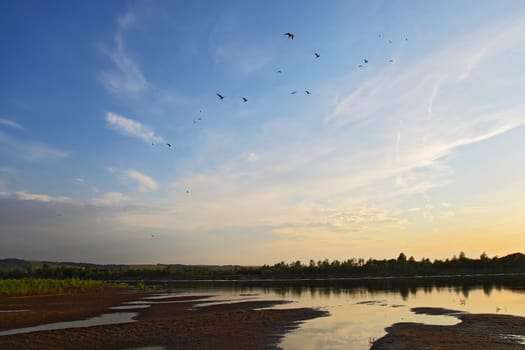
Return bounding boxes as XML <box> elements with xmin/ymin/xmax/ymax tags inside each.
<box><xmin>100</xmin><ymin>11</ymin><xmax>148</xmax><ymax>94</ymax></box>
<box><xmin>16</xmin><ymin>191</ymin><xmax>73</xmax><ymax>203</ymax></box>
<box><xmin>247</xmin><ymin>152</ymin><xmax>259</xmax><ymax>162</ymax></box>
<box><xmin>0</xmin><ymin>118</ymin><xmax>23</xmax><ymax>130</ymax></box>
<box><xmin>90</xmin><ymin>192</ymin><xmax>130</xmax><ymax>206</ymax></box>
<box><xmin>105</xmin><ymin>112</ymin><xmax>164</xmax><ymax>144</ymax></box>
<box><xmin>75</xmin><ymin>177</ymin><xmax>85</xmax><ymax>183</ymax></box>
<box><xmin>123</xmin><ymin>169</ymin><xmax>158</xmax><ymax>192</ymax></box>
<box><xmin>0</xmin><ymin>130</ymin><xmax>70</xmax><ymax>161</ymax></box>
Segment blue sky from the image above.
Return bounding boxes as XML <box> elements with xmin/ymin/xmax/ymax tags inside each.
<box><xmin>1</xmin><ymin>0</ymin><xmax>524</xmax><ymax>264</ymax></box>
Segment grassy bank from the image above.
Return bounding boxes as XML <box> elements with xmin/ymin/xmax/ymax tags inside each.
<box><xmin>0</xmin><ymin>278</ymin><xmax>107</xmax><ymax>297</ymax></box>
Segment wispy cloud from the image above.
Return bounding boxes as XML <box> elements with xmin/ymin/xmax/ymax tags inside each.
<box><xmin>0</xmin><ymin>130</ymin><xmax>70</xmax><ymax>161</ymax></box>
<box><xmin>90</xmin><ymin>192</ymin><xmax>130</xmax><ymax>206</ymax></box>
<box><xmin>16</xmin><ymin>191</ymin><xmax>72</xmax><ymax>203</ymax></box>
<box><xmin>0</xmin><ymin>118</ymin><xmax>23</xmax><ymax>130</ymax></box>
<box><xmin>112</xmin><ymin>16</ymin><xmax>525</xmax><ymax>241</ymax></box>
<box><xmin>105</xmin><ymin>112</ymin><xmax>164</xmax><ymax>144</ymax></box>
<box><xmin>122</xmin><ymin>169</ymin><xmax>158</xmax><ymax>192</ymax></box>
<box><xmin>100</xmin><ymin>12</ymin><xmax>148</xmax><ymax>94</ymax></box>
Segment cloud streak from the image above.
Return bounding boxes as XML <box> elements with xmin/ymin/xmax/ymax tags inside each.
<box><xmin>100</xmin><ymin>12</ymin><xmax>148</xmax><ymax>94</ymax></box>
<box><xmin>123</xmin><ymin>169</ymin><xmax>158</xmax><ymax>192</ymax></box>
<box><xmin>16</xmin><ymin>191</ymin><xmax>72</xmax><ymax>203</ymax></box>
<box><xmin>105</xmin><ymin>112</ymin><xmax>165</xmax><ymax>144</ymax></box>
<box><xmin>90</xmin><ymin>192</ymin><xmax>130</xmax><ymax>206</ymax></box>
<box><xmin>0</xmin><ymin>118</ymin><xmax>23</xmax><ymax>130</ymax></box>
<box><xmin>0</xmin><ymin>130</ymin><xmax>70</xmax><ymax>161</ymax></box>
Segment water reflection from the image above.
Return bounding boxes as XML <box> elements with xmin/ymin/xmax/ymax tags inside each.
<box><xmin>0</xmin><ymin>312</ymin><xmax>138</xmax><ymax>336</ymax></box>
<box><xmin>158</xmin><ymin>276</ymin><xmax>525</xmax><ymax>350</ymax></box>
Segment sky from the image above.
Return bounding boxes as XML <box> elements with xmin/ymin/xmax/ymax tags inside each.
<box><xmin>1</xmin><ymin>0</ymin><xmax>524</xmax><ymax>265</ymax></box>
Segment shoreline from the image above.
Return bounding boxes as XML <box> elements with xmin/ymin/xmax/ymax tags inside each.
<box><xmin>0</xmin><ymin>288</ymin><xmax>328</xmax><ymax>349</ymax></box>
<box><xmin>371</xmin><ymin>307</ymin><xmax>525</xmax><ymax>350</ymax></box>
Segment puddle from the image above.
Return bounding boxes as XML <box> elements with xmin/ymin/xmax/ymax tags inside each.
<box><xmin>110</xmin><ymin>305</ymin><xmax>151</xmax><ymax>310</ymax></box>
<box><xmin>0</xmin><ymin>309</ymin><xmax>30</xmax><ymax>313</ymax></box>
<box><xmin>0</xmin><ymin>312</ymin><xmax>138</xmax><ymax>336</ymax></box>
<box><xmin>501</xmin><ymin>334</ymin><xmax>525</xmax><ymax>344</ymax></box>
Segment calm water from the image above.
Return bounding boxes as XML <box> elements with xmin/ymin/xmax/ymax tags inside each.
<box><xmin>166</xmin><ymin>279</ymin><xmax>525</xmax><ymax>349</ymax></box>
<box><xmin>2</xmin><ymin>278</ymin><xmax>524</xmax><ymax>349</ymax></box>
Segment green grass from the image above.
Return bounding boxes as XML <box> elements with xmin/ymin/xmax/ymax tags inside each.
<box><xmin>0</xmin><ymin>278</ymin><xmax>106</xmax><ymax>297</ymax></box>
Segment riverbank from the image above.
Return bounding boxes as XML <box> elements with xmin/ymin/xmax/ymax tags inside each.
<box><xmin>371</xmin><ymin>307</ymin><xmax>525</xmax><ymax>350</ymax></box>
<box><xmin>0</xmin><ymin>287</ymin><xmax>327</xmax><ymax>349</ymax></box>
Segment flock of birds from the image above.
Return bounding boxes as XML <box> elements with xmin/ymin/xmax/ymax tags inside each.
<box><xmin>147</xmin><ymin>30</ymin><xmax>409</xmax><ymax>212</ymax></box>
<box><xmin>155</xmin><ymin>31</ymin><xmax>407</xmax><ymax>151</ymax></box>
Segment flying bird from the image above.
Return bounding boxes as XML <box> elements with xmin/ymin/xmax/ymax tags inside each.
<box><xmin>242</xmin><ymin>97</ymin><xmax>248</xmax><ymax>102</ymax></box>
<box><xmin>167</xmin><ymin>143</ymin><xmax>172</xmax><ymax>148</ymax></box>
<box><xmin>198</xmin><ymin>117</ymin><xmax>202</xmax><ymax>121</ymax></box>
<box><xmin>284</xmin><ymin>32</ymin><xmax>294</xmax><ymax>39</ymax></box>
<box><xmin>364</xmin><ymin>59</ymin><xmax>368</xmax><ymax>64</ymax></box>
<box><xmin>314</xmin><ymin>53</ymin><xmax>320</xmax><ymax>58</ymax></box>
<box><xmin>405</xmin><ymin>37</ymin><xmax>408</xmax><ymax>41</ymax></box>
<box><xmin>186</xmin><ymin>189</ymin><xmax>190</xmax><ymax>194</ymax></box>
<box><xmin>305</xmin><ymin>90</ymin><xmax>311</xmax><ymax>95</ymax></box>
<box><xmin>378</xmin><ymin>34</ymin><xmax>382</xmax><ymax>38</ymax></box>
<box><xmin>216</xmin><ymin>93</ymin><xmax>225</xmax><ymax>100</ymax></box>
<box><xmin>389</xmin><ymin>59</ymin><xmax>394</xmax><ymax>63</ymax></box>
<box><xmin>290</xmin><ymin>91</ymin><xmax>297</xmax><ymax>94</ymax></box>
<box><xmin>358</xmin><ymin>64</ymin><xmax>363</xmax><ymax>68</ymax></box>
<box><xmin>277</xmin><ymin>70</ymin><xmax>282</xmax><ymax>73</ymax></box>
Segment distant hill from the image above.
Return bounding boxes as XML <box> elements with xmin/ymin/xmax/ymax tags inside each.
<box><xmin>0</xmin><ymin>258</ymin><xmax>241</xmax><ymax>274</ymax></box>
<box><xmin>0</xmin><ymin>258</ymin><xmax>32</xmax><ymax>272</ymax></box>
<box><xmin>1</xmin><ymin>253</ymin><xmax>524</xmax><ymax>280</ymax></box>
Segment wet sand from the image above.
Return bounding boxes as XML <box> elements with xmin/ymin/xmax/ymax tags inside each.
<box><xmin>371</xmin><ymin>307</ymin><xmax>525</xmax><ymax>350</ymax></box>
<box><xmin>0</xmin><ymin>288</ymin><xmax>327</xmax><ymax>349</ymax></box>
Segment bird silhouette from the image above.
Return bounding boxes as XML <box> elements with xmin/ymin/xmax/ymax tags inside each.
<box><xmin>186</xmin><ymin>189</ymin><xmax>190</xmax><ymax>194</ymax></box>
<box><xmin>242</xmin><ymin>97</ymin><xmax>248</xmax><ymax>102</ymax></box>
<box><xmin>378</xmin><ymin>34</ymin><xmax>382</xmax><ymax>38</ymax></box>
<box><xmin>305</xmin><ymin>90</ymin><xmax>311</xmax><ymax>95</ymax></box>
<box><xmin>314</xmin><ymin>53</ymin><xmax>320</xmax><ymax>58</ymax></box>
<box><xmin>277</xmin><ymin>70</ymin><xmax>282</xmax><ymax>73</ymax></box>
<box><xmin>389</xmin><ymin>59</ymin><xmax>394</xmax><ymax>63</ymax></box>
<box><xmin>358</xmin><ymin>64</ymin><xmax>363</xmax><ymax>68</ymax></box>
<box><xmin>405</xmin><ymin>37</ymin><xmax>408</xmax><ymax>41</ymax></box>
<box><xmin>364</xmin><ymin>59</ymin><xmax>368</xmax><ymax>64</ymax></box>
<box><xmin>216</xmin><ymin>93</ymin><xmax>225</xmax><ymax>100</ymax></box>
<box><xmin>290</xmin><ymin>91</ymin><xmax>297</xmax><ymax>94</ymax></box>
<box><xmin>198</xmin><ymin>117</ymin><xmax>202</xmax><ymax>121</ymax></box>
<box><xmin>284</xmin><ymin>32</ymin><xmax>294</xmax><ymax>39</ymax></box>
<box><xmin>167</xmin><ymin>143</ymin><xmax>171</xmax><ymax>148</ymax></box>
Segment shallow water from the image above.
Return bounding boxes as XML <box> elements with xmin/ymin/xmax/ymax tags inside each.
<box><xmin>1</xmin><ymin>279</ymin><xmax>523</xmax><ymax>349</ymax></box>
<box><xmin>165</xmin><ymin>280</ymin><xmax>525</xmax><ymax>350</ymax></box>
<box><xmin>0</xmin><ymin>312</ymin><xmax>138</xmax><ymax>336</ymax></box>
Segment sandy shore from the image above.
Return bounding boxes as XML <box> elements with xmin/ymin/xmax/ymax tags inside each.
<box><xmin>371</xmin><ymin>307</ymin><xmax>525</xmax><ymax>350</ymax></box>
<box><xmin>0</xmin><ymin>288</ymin><xmax>327</xmax><ymax>349</ymax></box>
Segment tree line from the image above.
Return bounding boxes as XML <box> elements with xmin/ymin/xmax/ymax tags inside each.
<box><xmin>1</xmin><ymin>252</ymin><xmax>524</xmax><ymax>280</ymax></box>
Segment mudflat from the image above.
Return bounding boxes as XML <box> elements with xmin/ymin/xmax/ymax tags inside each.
<box><xmin>371</xmin><ymin>307</ymin><xmax>525</xmax><ymax>350</ymax></box>
<box><xmin>0</xmin><ymin>287</ymin><xmax>327</xmax><ymax>349</ymax></box>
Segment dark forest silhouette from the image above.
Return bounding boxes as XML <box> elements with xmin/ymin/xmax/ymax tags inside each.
<box><xmin>1</xmin><ymin>252</ymin><xmax>524</xmax><ymax>281</ymax></box>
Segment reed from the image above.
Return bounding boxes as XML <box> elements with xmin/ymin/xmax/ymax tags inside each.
<box><xmin>0</xmin><ymin>278</ymin><xmax>105</xmax><ymax>296</ymax></box>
